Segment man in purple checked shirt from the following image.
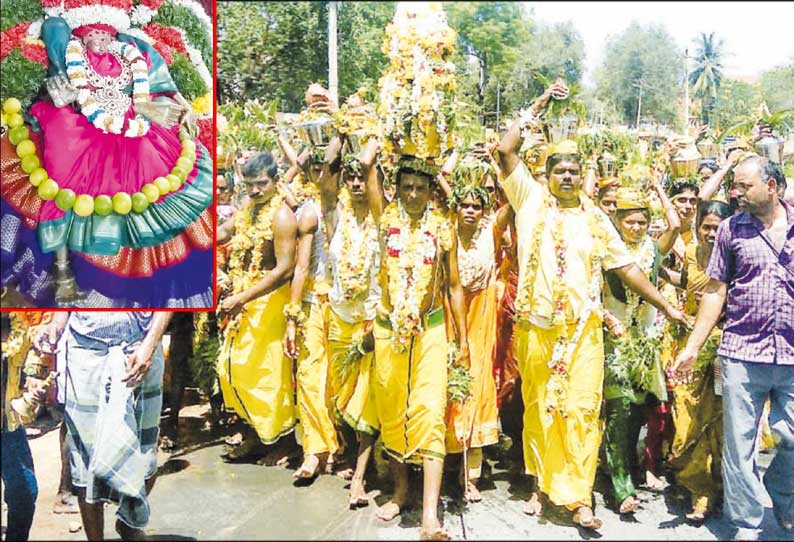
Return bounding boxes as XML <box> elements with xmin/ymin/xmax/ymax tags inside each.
<box><xmin>674</xmin><ymin>154</ymin><xmax>793</xmax><ymax>541</ymax></box>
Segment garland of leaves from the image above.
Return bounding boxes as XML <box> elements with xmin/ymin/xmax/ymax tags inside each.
<box><xmin>447</xmin><ymin>344</ymin><xmax>473</xmax><ymax>404</ymax></box>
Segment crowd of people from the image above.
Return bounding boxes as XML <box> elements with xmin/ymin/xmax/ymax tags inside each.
<box><xmin>205</xmin><ymin>79</ymin><xmax>793</xmax><ymax>541</ymax></box>
<box><xmin>2</xmin><ymin>71</ymin><xmax>793</xmax><ymax>542</ymax></box>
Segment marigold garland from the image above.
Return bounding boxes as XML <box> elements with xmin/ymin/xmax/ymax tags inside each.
<box><xmin>380</xmin><ymin>200</ymin><xmax>452</xmax><ymax>352</ymax></box>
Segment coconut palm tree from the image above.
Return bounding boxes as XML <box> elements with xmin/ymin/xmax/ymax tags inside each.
<box><xmin>689</xmin><ymin>32</ymin><xmax>725</xmax><ymax>126</ymax></box>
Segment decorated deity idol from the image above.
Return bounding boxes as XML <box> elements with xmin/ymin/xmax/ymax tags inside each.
<box><xmin>1</xmin><ymin>0</ymin><xmax>214</xmax><ymax>308</ymax></box>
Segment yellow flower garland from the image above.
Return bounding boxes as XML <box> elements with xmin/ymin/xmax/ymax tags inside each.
<box><xmin>335</xmin><ymin>189</ymin><xmax>377</xmax><ymax>302</ymax></box>
<box><xmin>226</xmin><ymin>193</ymin><xmax>284</xmax><ymax>296</ymax></box>
<box><xmin>380</xmin><ymin>200</ymin><xmax>452</xmax><ymax>352</ymax></box>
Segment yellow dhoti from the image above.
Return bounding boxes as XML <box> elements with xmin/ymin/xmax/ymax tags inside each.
<box><xmin>217</xmin><ymin>284</ymin><xmax>296</xmax><ymax>444</ymax></box>
<box><xmin>296</xmin><ymin>301</ymin><xmax>339</xmax><ymax>456</ymax></box>
<box><xmin>515</xmin><ymin>314</ymin><xmax>604</xmax><ymax>509</ymax></box>
<box><xmin>445</xmin><ymin>283</ymin><xmax>499</xmax><ymax>454</ymax></box>
<box><xmin>373</xmin><ymin>309</ymin><xmax>448</xmax><ymax>464</ymax></box>
<box><xmin>327</xmin><ymin>309</ymin><xmax>379</xmax><ymax>436</ymax></box>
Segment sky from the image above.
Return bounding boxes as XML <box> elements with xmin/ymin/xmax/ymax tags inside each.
<box><xmin>525</xmin><ymin>1</ymin><xmax>794</xmax><ymax>88</ymax></box>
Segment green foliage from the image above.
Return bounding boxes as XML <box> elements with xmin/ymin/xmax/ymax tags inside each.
<box><xmin>336</xmin><ymin>1</ymin><xmax>394</xmax><ymax>100</ymax></box>
<box><xmin>152</xmin><ymin>0</ymin><xmax>212</xmax><ymax>67</ymax></box>
<box><xmin>0</xmin><ymin>0</ymin><xmax>43</xmax><ymax>31</ymax></box>
<box><xmin>759</xmin><ymin>62</ymin><xmax>794</xmax><ymax>112</ymax></box>
<box><xmin>190</xmin><ymin>313</ymin><xmax>219</xmax><ymax>398</ymax></box>
<box><xmin>595</xmin><ymin>22</ymin><xmax>683</xmax><ymax>127</ymax></box>
<box><xmin>0</xmin><ymin>48</ymin><xmax>46</xmax><ymax>109</ymax></box>
<box><xmin>218</xmin><ymin>2</ymin><xmax>327</xmax><ymax>108</ymax></box>
<box><xmin>605</xmin><ymin>331</ymin><xmax>661</xmax><ymax>391</ymax></box>
<box><xmin>576</xmin><ymin>129</ymin><xmax>637</xmax><ymax>168</ymax></box>
<box><xmin>168</xmin><ymin>52</ymin><xmax>208</xmax><ymax>101</ymax></box>
<box><xmin>447</xmin><ymin>344</ymin><xmax>473</xmax><ymax>404</ymax></box>
<box><xmin>709</xmin><ymin>79</ymin><xmax>761</xmax><ymax>137</ymax></box>
<box><xmin>218</xmin><ymin>99</ymin><xmax>279</xmax><ymax>158</ymax></box>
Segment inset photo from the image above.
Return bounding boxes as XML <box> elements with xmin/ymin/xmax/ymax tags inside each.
<box><xmin>0</xmin><ymin>0</ymin><xmax>215</xmax><ymax>308</ymax></box>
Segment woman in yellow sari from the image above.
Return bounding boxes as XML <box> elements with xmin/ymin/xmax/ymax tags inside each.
<box><xmin>667</xmin><ymin>199</ymin><xmax>733</xmax><ymax>521</ymax></box>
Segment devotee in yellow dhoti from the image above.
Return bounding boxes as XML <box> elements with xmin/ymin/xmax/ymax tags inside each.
<box><xmin>367</xmin><ymin>152</ymin><xmax>470</xmax><ymax>541</ymax></box>
<box><xmin>216</xmin><ymin>152</ymin><xmax>299</xmax><ymax>459</ymax></box>
<box><xmin>496</xmin><ymin>82</ymin><xmax>686</xmax><ymax>531</ymax></box>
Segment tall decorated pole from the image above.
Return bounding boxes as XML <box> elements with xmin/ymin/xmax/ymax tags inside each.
<box><xmin>377</xmin><ymin>2</ymin><xmax>458</xmax><ymax>170</ymax></box>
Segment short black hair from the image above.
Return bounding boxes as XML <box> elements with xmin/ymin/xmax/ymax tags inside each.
<box><xmin>696</xmin><ymin>200</ymin><xmax>734</xmax><ymax>227</ymax></box>
<box><xmin>597</xmin><ymin>185</ymin><xmax>618</xmax><ymax>201</ymax></box>
<box><xmin>396</xmin><ymin>167</ymin><xmax>433</xmax><ymax>188</ymax></box>
<box><xmin>545</xmin><ymin>153</ymin><xmax>580</xmax><ymax>177</ymax></box>
<box><xmin>615</xmin><ymin>208</ymin><xmax>650</xmax><ymax>223</ymax></box>
<box><xmin>241</xmin><ymin>152</ymin><xmax>278</xmax><ymax>181</ymax></box>
<box><xmin>668</xmin><ymin>180</ymin><xmax>699</xmax><ymax>198</ymax></box>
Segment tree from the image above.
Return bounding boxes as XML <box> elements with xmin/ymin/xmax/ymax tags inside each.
<box><xmin>444</xmin><ymin>2</ymin><xmax>531</xmax><ymax>119</ymax></box>
<box><xmin>689</xmin><ymin>32</ymin><xmax>725</xmax><ymax>126</ymax></box>
<box><xmin>217</xmin><ymin>2</ymin><xmax>393</xmax><ymax>110</ymax></box>
<box><xmin>595</xmin><ymin>22</ymin><xmax>683</xmax><ymax>127</ymax></box>
<box><xmin>505</xmin><ymin>21</ymin><xmax>585</xmax><ymax>114</ymax></box>
<box><xmin>708</xmin><ymin>78</ymin><xmax>761</xmax><ymax>137</ymax></box>
<box><xmin>759</xmin><ymin>60</ymin><xmax>794</xmax><ymax>112</ymax></box>
<box><xmin>217</xmin><ymin>2</ymin><xmax>327</xmax><ymax>108</ymax></box>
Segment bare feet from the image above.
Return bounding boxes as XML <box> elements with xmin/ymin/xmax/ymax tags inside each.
<box><xmin>463</xmin><ymin>480</ymin><xmax>482</xmax><ymax>503</ymax></box>
<box><xmin>522</xmin><ymin>492</ymin><xmax>542</xmax><ymax>516</ymax></box>
<box><xmin>419</xmin><ymin>523</ymin><xmax>451</xmax><ymax>541</ymax></box>
<box><xmin>223</xmin><ymin>432</ymin><xmax>263</xmax><ymax>462</ymax></box>
<box><xmin>349</xmin><ymin>479</ymin><xmax>369</xmax><ymax>509</ymax></box>
<box><xmin>53</xmin><ymin>492</ymin><xmax>79</xmax><ymax>514</ymax></box>
<box><xmin>115</xmin><ymin>519</ymin><xmax>148</xmax><ymax>541</ymax></box>
<box><xmin>644</xmin><ymin>470</ymin><xmax>666</xmax><ymax>491</ymax></box>
<box><xmin>572</xmin><ymin>506</ymin><xmax>603</xmax><ymax>530</ymax></box>
<box><xmin>619</xmin><ymin>495</ymin><xmax>639</xmax><ymax>514</ymax></box>
<box><xmin>686</xmin><ymin>496</ymin><xmax>708</xmax><ymax>523</ymax></box>
<box><xmin>294</xmin><ymin>454</ymin><xmax>321</xmax><ymax>479</ymax></box>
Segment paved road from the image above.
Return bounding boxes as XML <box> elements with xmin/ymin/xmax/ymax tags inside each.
<box><xmin>6</xmin><ymin>404</ymin><xmax>793</xmax><ymax>541</ymax></box>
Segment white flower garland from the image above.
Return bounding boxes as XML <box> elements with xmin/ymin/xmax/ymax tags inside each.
<box><xmin>65</xmin><ymin>38</ymin><xmax>151</xmax><ymax>137</ymax></box>
<box><xmin>45</xmin><ymin>5</ymin><xmax>132</xmax><ymax>33</ymax></box>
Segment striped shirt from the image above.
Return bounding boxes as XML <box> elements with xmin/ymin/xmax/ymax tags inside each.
<box><xmin>67</xmin><ymin>312</ymin><xmax>153</xmax><ymax>345</ymax></box>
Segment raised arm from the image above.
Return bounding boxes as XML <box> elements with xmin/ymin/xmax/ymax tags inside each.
<box><xmin>649</xmin><ymin>173</ymin><xmax>681</xmax><ymax>255</ymax></box>
<box><xmin>362</xmin><ymin>138</ymin><xmax>386</xmax><ymax>223</ymax></box>
<box><xmin>699</xmin><ymin>148</ymin><xmax>742</xmax><ymax>202</ymax></box>
<box><xmin>319</xmin><ymin>134</ymin><xmax>344</xmax><ymax>213</ymax></box>
<box><xmin>437</xmin><ymin>150</ymin><xmax>459</xmax><ymax>202</ymax></box>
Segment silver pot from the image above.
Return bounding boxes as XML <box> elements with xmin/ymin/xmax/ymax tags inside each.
<box><xmin>346</xmin><ymin>132</ymin><xmax>363</xmax><ymax>154</ymax></box>
<box><xmin>754</xmin><ymin>135</ymin><xmax>785</xmax><ymax>164</ymax></box>
<box><xmin>597</xmin><ymin>151</ymin><xmax>618</xmax><ymax>178</ymax></box>
<box><xmin>295</xmin><ymin>118</ymin><xmax>335</xmax><ymax>148</ymax></box>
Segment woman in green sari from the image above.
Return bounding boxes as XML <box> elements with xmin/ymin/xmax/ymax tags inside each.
<box><xmin>602</xmin><ymin>176</ymin><xmax>679</xmax><ymax>514</ymax></box>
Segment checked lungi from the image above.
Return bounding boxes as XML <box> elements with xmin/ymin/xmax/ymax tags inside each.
<box><xmin>62</xmin><ymin>313</ymin><xmax>163</xmax><ymax>529</ymax></box>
